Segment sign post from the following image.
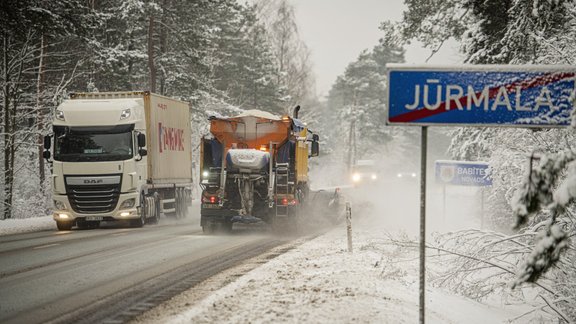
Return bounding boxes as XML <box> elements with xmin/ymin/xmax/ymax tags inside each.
<box><xmin>419</xmin><ymin>126</ymin><xmax>427</xmax><ymax>324</ymax></box>
<box><xmin>386</xmin><ymin>64</ymin><xmax>576</xmax><ymax>324</ymax></box>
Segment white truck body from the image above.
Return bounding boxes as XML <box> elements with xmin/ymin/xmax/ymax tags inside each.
<box><xmin>48</xmin><ymin>91</ymin><xmax>192</xmax><ymax>229</ymax></box>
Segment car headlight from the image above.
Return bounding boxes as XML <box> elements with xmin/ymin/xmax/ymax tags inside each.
<box><xmin>120</xmin><ymin>198</ymin><xmax>135</xmax><ymax>209</ymax></box>
<box><xmin>371</xmin><ymin>174</ymin><xmax>377</xmax><ymax>180</ymax></box>
<box><xmin>54</xmin><ymin>200</ymin><xmax>66</xmax><ymax>210</ymax></box>
<box><xmin>352</xmin><ymin>173</ymin><xmax>361</xmax><ymax>182</ymax></box>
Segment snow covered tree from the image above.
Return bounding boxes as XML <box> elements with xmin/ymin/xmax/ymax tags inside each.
<box><xmin>252</xmin><ymin>0</ymin><xmax>316</xmax><ymax>114</ymax></box>
<box><xmin>323</xmin><ymin>23</ymin><xmax>406</xmax><ymax>168</ymax></box>
<box><xmin>211</xmin><ymin>4</ymin><xmax>283</xmax><ymax>113</ymax></box>
<box><xmin>0</xmin><ymin>0</ymin><xmax>97</xmax><ymax>219</ymax></box>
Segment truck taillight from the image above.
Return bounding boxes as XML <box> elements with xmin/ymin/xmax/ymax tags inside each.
<box><xmin>202</xmin><ymin>195</ymin><xmax>219</xmax><ymax>204</ymax></box>
<box><xmin>279</xmin><ymin>198</ymin><xmax>296</xmax><ymax>206</ymax></box>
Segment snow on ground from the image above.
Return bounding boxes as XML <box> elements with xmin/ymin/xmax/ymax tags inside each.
<box><xmin>141</xmin><ymin>217</ymin><xmax>538</xmax><ymax>324</ymax></box>
<box><xmin>0</xmin><ymin>215</ymin><xmax>55</xmax><ymax>235</ymax></box>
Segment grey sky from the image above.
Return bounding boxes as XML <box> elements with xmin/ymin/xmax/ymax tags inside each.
<box><xmin>290</xmin><ymin>0</ymin><xmax>461</xmax><ymax>98</ymax></box>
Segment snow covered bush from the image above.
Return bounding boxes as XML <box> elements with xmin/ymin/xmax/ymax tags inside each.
<box><xmin>425</xmin><ymin>228</ymin><xmax>574</xmax><ymax>322</ymax></box>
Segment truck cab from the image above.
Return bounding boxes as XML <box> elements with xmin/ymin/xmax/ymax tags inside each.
<box><xmin>45</xmin><ymin>95</ymin><xmax>148</xmax><ymax>230</ymax></box>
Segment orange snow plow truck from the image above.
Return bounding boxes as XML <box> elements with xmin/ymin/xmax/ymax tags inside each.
<box><xmin>199</xmin><ymin>106</ymin><xmax>320</xmax><ymax>233</ymax></box>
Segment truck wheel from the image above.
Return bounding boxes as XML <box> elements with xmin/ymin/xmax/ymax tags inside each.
<box><xmin>145</xmin><ymin>196</ymin><xmax>159</xmax><ymax>225</ymax></box>
<box><xmin>271</xmin><ymin>216</ymin><xmax>298</xmax><ymax>235</ymax></box>
<box><xmin>221</xmin><ymin>220</ymin><xmax>233</xmax><ymax>233</ymax></box>
<box><xmin>202</xmin><ymin>223</ymin><xmax>215</xmax><ymax>234</ymax></box>
<box><xmin>179</xmin><ymin>189</ymin><xmax>188</xmax><ymax>219</ymax></box>
<box><xmin>131</xmin><ymin>212</ymin><xmax>146</xmax><ymax>228</ymax></box>
<box><xmin>175</xmin><ymin>188</ymin><xmax>187</xmax><ymax>219</ymax></box>
<box><xmin>175</xmin><ymin>189</ymin><xmax>182</xmax><ymax>219</ymax></box>
<box><xmin>56</xmin><ymin>221</ymin><xmax>73</xmax><ymax>231</ymax></box>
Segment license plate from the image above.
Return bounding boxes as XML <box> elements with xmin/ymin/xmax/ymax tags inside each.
<box><xmin>202</xmin><ymin>204</ymin><xmax>220</xmax><ymax>209</ymax></box>
<box><xmin>86</xmin><ymin>216</ymin><xmax>103</xmax><ymax>221</ymax></box>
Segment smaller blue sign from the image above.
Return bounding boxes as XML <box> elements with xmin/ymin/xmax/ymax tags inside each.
<box><xmin>435</xmin><ymin>160</ymin><xmax>492</xmax><ymax>187</ymax></box>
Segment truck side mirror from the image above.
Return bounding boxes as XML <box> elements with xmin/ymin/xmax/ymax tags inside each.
<box><xmin>43</xmin><ymin>150</ymin><xmax>51</xmax><ymax>160</ymax></box>
<box><xmin>43</xmin><ymin>135</ymin><xmax>51</xmax><ymax>150</ymax></box>
<box><xmin>138</xmin><ymin>148</ymin><xmax>148</xmax><ymax>157</ymax></box>
<box><xmin>311</xmin><ymin>138</ymin><xmax>319</xmax><ymax>157</ymax></box>
<box><xmin>137</xmin><ymin>133</ymin><xmax>146</xmax><ymax>148</ymax></box>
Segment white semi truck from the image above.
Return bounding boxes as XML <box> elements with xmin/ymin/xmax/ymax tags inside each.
<box><xmin>43</xmin><ymin>91</ymin><xmax>193</xmax><ymax>230</ymax></box>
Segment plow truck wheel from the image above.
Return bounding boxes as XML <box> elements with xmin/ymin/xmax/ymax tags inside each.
<box><xmin>271</xmin><ymin>217</ymin><xmax>298</xmax><ymax>235</ymax></box>
<box><xmin>202</xmin><ymin>222</ymin><xmax>216</xmax><ymax>234</ymax></box>
<box><xmin>221</xmin><ymin>220</ymin><xmax>233</xmax><ymax>233</ymax></box>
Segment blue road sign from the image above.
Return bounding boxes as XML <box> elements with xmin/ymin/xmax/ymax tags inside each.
<box><xmin>435</xmin><ymin>161</ymin><xmax>492</xmax><ymax>187</ymax></box>
<box><xmin>386</xmin><ymin>65</ymin><xmax>576</xmax><ymax>127</ymax></box>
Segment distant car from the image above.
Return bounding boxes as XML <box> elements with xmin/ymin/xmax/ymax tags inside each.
<box><xmin>350</xmin><ymin>160</ymin><xmax>379</xmax><ymax>185</ymax></box>
<box><xmin>395</xmin><ymin>171</ymin><xmax>418</xmax><ymax>180</ymax></box>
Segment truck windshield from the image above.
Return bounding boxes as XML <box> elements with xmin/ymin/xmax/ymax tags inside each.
<box><xmin>53</xmin><ymin>125</ymin><xmax>134</xmax><ymax>162</ymax></box>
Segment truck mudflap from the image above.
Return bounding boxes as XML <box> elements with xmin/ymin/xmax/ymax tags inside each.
<box><xmin>230</xmin><ymin>215</ymin><xmax>261</xmax><ymax>224</ymax></box>
<box><xmin>200</xmin><ymin>207</ymin><xmax>236</xmax><ymax>225</ymax></box>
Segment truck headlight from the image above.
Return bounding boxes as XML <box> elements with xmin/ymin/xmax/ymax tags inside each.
<box><xmin>120</xmin><ymin>108</ymin><xmax>131</xmax><ymax>120</ymax></box>
<box><xmin>202</xmin><ymin>171</ymin><xmax>209</xmax><ymax>178</ymax></box>
<box><xmin>120</xmin><ymin>198</ymin><xmax>135</xmax><ymax>209</ymax></box>
<box><xmin>54</xmin><ymin>200</ymin><xmax>66</xmax><ymax>210</ymax></box>
<box><xmin>352</xmin><ymin>173</ymin><xmax>361</xmax><ymax>182</ymax></box>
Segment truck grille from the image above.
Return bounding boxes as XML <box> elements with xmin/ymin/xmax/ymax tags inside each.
<box><xmin>65</xmin><ymin>175</ymin><xmax>122</xmax><ymax>214</ymax></box>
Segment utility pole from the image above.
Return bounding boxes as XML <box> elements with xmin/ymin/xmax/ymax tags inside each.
<box><xmin>347</xmin><ymin>118</ymin><xmax>356</xmax><ymax>171</ymax></box>
<box><xmin>346</xmin><ymin>90</ymin><xmax>358</xmax><ymax>171</ymax></box>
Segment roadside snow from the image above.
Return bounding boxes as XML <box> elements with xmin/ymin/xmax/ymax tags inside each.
<box><xmin>140</xmin><ymin>219</ymin><xmax>540</xmax><ymax>323</ymax></box>
<box><xmin>0</xmin><ymin>216</ymin><xmax>55</xmax><ymax>235</ymax></box>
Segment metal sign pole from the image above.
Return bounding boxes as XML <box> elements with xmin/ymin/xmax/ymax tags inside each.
<box><xmin>419</xmin><ymin>126</ymin><xmax>427</xmax><ymax>324</ymax></box>
<box><xmin>480</xmin><ymin>189</ymin><xmax>485</xmax><ymax>229</ymax></box>
<box><xmin>442</xmin><ymin>184</ymin><xmax>446</xmax><ymax>225</ymax></box>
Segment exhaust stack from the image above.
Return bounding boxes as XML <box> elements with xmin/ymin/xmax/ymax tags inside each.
<box><xmin>293</xmin><ymin>105</ymin><xmax>300</xmax><ymax>119</ymax></box>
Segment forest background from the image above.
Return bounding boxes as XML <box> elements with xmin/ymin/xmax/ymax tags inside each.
<box><xmin>2</xmin><ymin>0</ymin><xmax>576</xmax><ymax>321</ymax></box>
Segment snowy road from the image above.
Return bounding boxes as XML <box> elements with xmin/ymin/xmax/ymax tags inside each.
<box><xmin>0</xmin><ymin>216</ymin><xmax>300</xmax><ymax>324</ymax></box>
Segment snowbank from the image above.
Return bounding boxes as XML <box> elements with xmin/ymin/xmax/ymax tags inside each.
<box><xmin>149</xmin><ymin>222</ymin><xmax>537</xmax><ymax>324</ymax></box>
<box><xmin>0</xmin><ymin>216</ymin><xmax>55</xmax><ymax>236</ymax></box>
